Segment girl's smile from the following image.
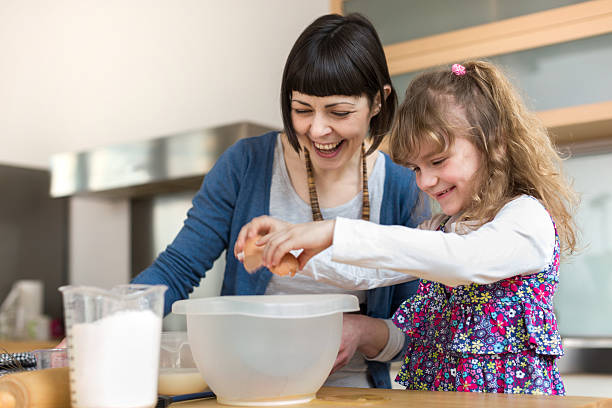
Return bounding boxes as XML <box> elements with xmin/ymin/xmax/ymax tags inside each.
<box><xmin>434</xmin><ymin>186</ymin><xmax>456</xmax><ymax>200</ymax></box>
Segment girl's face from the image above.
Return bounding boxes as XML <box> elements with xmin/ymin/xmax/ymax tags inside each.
<box><xmin>408</xmin><ymin>135</ymin><xmax>483</xmax><ymax>216</ymax></box>
<box><xmin>290</xmin><ymin>91</ymin><xmax>378</xmax><ymax>171</ymax></box>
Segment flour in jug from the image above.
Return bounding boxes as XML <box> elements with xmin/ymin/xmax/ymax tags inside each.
<box><xmin>70</xmin><ymin>309</ymin><xmax>162</xmax><ymax>408</ymax></box>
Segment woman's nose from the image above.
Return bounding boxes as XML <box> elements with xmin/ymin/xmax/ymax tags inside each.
<box><xmin>309</xmin><ymin>114</ymin><xmax>331</xmax><ymax>138</ymax></box>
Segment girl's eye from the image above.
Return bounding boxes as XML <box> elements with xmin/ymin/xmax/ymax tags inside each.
<box><xmin>409</xmin><ymin>166</ymin><xmax>420</xmax><ymax>173</ymax></box>
<box><xmin>432</xmin><ymin>158</ymin><xmax>446</xmax><ymax>166</ymax></box>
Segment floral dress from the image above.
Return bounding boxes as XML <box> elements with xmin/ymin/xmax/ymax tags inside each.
<box><xmin>392</xmin><ymin>217</ymin><xmax>565</xmax><ymax>395</ymax></box>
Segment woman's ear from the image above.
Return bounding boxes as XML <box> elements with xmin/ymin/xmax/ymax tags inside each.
<box><xmin>382</xmin><ymin>84</ymin><xmax>392</xmax><ymax>101</ymax></box>
<box><xmin>372</xmin><ymin>85</ymin><xmax>392</xmax><ymax>115</ymax></box>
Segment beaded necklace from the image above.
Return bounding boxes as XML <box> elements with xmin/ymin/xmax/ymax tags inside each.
<box><xmin>303</xmin><ymin>143</ymin><xmax>370</xmax><ymax>222</ymax></box>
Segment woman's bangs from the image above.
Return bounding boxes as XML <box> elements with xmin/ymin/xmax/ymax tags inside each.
<box><xmin>288</xmin><ymin>50</ymin><xmax>368</xmax><ymax>98</ymax></box>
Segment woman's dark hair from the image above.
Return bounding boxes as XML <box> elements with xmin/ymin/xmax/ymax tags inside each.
<box><xmin>280</xmin><ymin>13</ymin><xmax>397</xmax><ymax>155</ymax></box>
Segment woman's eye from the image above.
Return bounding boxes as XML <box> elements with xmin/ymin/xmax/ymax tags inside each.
<box><xmin>331</xmin><ymin>111</ymin><xmax>351</xmax><ymax>117</ymax></box>
<box><xmin>293</xmin><ymin>109</ymin><xmax>311</xmax><ymax>114</ymax></box>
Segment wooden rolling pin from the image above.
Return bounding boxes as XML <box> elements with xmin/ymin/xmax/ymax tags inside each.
<box><xmin>0</xmin><ymin>367</ymin><xmax>70</xmax><ymax>408</ymax></box>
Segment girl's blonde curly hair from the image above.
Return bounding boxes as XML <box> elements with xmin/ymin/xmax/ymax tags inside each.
<box><xmin>390</xmin><ymin>60</ymin><xmax>578</xmax><ymax>255</ymax></box>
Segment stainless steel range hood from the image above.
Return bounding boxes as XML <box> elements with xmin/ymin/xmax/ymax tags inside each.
<box><xmin>50</xmin><ymin>122</ymin><xmax>276</xmax><ymax>197</ymax></box>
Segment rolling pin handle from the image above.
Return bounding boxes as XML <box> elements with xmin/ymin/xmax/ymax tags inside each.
<box><xmin>0</xmin><ymin>390</ymin><xmax>16</xmax><ymax>408</ymax></box>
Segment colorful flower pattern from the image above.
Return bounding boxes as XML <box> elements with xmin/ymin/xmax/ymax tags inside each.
<box><xmin>392</xmin><ymin>215</ymin><xmax>565</xmax><ymax>395</ymax></box>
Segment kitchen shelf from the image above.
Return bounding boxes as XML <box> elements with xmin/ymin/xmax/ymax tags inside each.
<box><xmin>329</xmin><ymin>0</ymin><xmax>343</xmax><ymax>15</ymax></box>
<box><xmin>539</xmin><ymin>100</ymin><xmax>612</xmax><ymax>147</ymax></box>
<box><xmin>382</xmin><ymin>0</ymin><xmax>612</xmax><ymax>76</ymax></box>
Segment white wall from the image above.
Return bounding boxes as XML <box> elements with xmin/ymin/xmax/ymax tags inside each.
<box><xmin>1</xmin><ymin>0</ymin><xmax>329</xmax><ymax>288</ymax></box>
<box><xmin>0</xmin><ymin>0</ymin><xmax>329</xmax><ymax>169</ymax></box>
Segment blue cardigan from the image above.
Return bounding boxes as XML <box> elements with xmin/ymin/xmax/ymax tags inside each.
<box><xmin>133</xmin><ymin>131</ymin><xmax>428</xmax><ymax>388</ymax></box>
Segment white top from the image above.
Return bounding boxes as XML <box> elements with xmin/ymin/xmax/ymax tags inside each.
<box><xmin>332</xmin><ymin>195</ymin><xmax>556</xmax><ymax>287</ymax></box>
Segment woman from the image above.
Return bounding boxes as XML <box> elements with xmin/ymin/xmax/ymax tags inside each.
<box><xmin>132</xmin><ymin>13</ymin><xmax>428</xmax><ymax>388</ymax></box>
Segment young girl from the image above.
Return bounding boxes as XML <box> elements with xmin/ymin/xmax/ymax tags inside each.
<box><xmin>237</xmin><ymin>60</ymin><xmax>578</xmax><ymax>395</ymax></box>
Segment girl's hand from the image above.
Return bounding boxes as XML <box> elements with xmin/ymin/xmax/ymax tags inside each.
<box><xmin>234</xmin><ymin>216</ymin><xmax>290</xmax><ymax>261</ymax></box>
<box><xmin>259</xmin><ymin>219</ymin><xmax>335</xmax><ymax>271</ymax></box>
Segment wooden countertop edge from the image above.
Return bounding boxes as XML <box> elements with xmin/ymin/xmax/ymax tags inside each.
<box><xmin>175</xmin><ymin>386</ymin><xmax>612</xmax><ymax>407</ymax></box>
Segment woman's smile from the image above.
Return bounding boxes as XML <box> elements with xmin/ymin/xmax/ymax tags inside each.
<box><xmin>312</xmin><ymin>139</ymin><xmax>345</xmax><ymax>158</ymax></box>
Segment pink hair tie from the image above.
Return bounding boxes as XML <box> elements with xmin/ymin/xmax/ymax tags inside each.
<box><xmin>452</xmin><ymin>64</ymin><xmax>466</xmax><ymax>76</ymax></box>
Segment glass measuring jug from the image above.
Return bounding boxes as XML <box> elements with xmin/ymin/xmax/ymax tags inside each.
<box><xmin>158</xmin><ymin>331</ymin><xmax>208</xmax><ymax>396</ymax></box>
<box><xmin>60</xmin><ymin>284</ymin><xmax>167</xmax><ymax>408</ymax></box>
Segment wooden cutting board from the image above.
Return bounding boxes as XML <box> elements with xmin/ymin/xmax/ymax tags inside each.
<box><xmin>173</xmin><ymin>386</ymin><xmax>612</xmax><ymax>407</ymax></box>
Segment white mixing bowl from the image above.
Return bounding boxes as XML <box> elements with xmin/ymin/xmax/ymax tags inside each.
<box><xmin>172</xmin><ymin>294</ymin><xmax>359</xmax><ymax>406</ymax></box>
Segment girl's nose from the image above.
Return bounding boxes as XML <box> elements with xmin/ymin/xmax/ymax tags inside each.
<box><xmin>309</xmin><ymin>114</ymin><xmax>331</xmax><ymax>139</ymax></box>
<box><xmin>417</xmin><ymin>170</ymin><xmax>438</xmax><ymax>190</ymax></box>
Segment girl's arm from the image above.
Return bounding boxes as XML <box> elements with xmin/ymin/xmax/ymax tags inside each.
<box><xmin>253</xmin><ymin>196</ymin><xmax>555</xmax><ymax>287</ymax></box>
<box><xmin>332</xmin><ymin>196</ymin><xmax>556</xmax><ymax>287</ymax></box>
<box><xmin>235</xmin><ymin>218</ymin><xmax>416</xmax><ymax>289</ymax></box>
<box><xmin>293</xmin><ymin>248</ymin><xmax>417</xmax><ymax>289</ymax></box>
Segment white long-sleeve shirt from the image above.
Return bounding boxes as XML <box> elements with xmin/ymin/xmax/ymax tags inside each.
<box><xmin>296</xmin><ymin>247</ymin><xmax>417</xmax><ymax>289</ymax></box>
<box><xmin>332</xmin><ymin>195</ymin><xmax>556</xmax><ymax>287</ymax></box>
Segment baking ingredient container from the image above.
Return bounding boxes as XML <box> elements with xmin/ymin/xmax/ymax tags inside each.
<box><xmin>173</xmin><ymin>294</ymin><xmax>359</xmax><ymax>406</ymax></box>
<box><xmin>158</xmin><ymin>331</ymin><xmax>208</xmax><ymax>396</ymax></box>
<box><xmin>60</xmin><ymin>284</ymin><xmax>166</xmax><ymax>408</ymax></box>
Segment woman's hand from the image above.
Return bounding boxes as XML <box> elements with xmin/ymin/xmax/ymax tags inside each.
<box><xmin>259</xmin><ymin>220</ymin><xmax>336</xmax><ymax>271</ymax></box>
<box><xmin>331</xmin><ymin>314</ymin><xmax>389</xmax><ymax>374</ymax></box>
<box><xmin>234</xmin><ymin>216</ymin><xmax>290</xmax><ymax>261</ymax></box>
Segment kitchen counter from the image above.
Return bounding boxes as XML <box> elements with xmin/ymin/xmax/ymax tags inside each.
<box><xmin>0</xmin><ymin>340</ymin><xmax>59</xmax><ymax>353</ymax></box>
<box><xmin>175</xmin><ymin>386</ymin><xmax>612</xmax><ymax>407</ymax></box>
